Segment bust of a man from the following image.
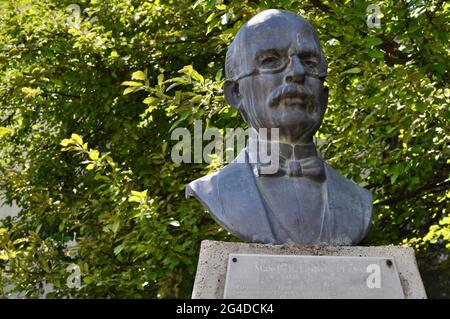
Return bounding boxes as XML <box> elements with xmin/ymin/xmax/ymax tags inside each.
<box><xmin>187</xmin><ymin>9</ymin><xmax>372</xmax><ymax>245</ymax></box>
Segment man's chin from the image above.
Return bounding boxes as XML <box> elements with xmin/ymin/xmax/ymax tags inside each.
<box><xmin>276</xmin><ymin>108</ymin><xmax>319</xmax><ymax>123</ymax></box>
<box><xmin>271</xmin><ymin>112</ymin><xmax>320</xmax><ymax>136</ymax></box>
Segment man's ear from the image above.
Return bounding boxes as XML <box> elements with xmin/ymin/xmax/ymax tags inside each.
<box><xmin>224</xmin><ymin>79</ymin><xmax>241</xmax><ymax>109</ymax></box>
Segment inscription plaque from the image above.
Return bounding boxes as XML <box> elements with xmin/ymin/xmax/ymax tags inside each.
<box><xmin>223</xmin><ymin>254</ymin><xmax>404</xmax><ymax>299</ymax></box>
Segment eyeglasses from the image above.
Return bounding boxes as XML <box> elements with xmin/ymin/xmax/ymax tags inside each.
<box><xmin>232</xmin><ymin>50</ymin><xmax>327</xmax><ymax>82</ymax></box>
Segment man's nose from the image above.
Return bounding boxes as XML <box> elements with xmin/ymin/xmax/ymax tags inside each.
<box><xmin>284</xmin><ymin>55</ymin><xmax>306</xmax><ymax>84</ymax></box>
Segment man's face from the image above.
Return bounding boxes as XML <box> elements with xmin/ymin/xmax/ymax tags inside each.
<box><xmin>233</xmin><ymin>16</ymin><xmax>328</xmax><ymax>144</ymax></box>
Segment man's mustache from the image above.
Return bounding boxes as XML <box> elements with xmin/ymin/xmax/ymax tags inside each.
<box><xmin>268</xmin><ymin>84</ymin><xmax>315</xmax><ymax>111</ymax></box>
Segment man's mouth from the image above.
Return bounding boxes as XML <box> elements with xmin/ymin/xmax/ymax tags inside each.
<box><xmin>281</xmin><ymin>96</ymin><xmax>304</xmax><ymax>106</ymax></box>
<box><xmin>270</xmin><ymin>85</ymin><xmax>315</xmax><ymax>112</ymax></box>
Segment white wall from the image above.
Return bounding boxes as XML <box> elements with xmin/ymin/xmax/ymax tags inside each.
<box><xmin>0</xmin><ymin>201</ymin><xmax>20</xmax><ymax>219</ymax></box>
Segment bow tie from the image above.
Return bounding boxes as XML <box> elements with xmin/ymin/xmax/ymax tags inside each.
<box><xmin>257</xmin><ymin>156</ymin><xmax>326</xmax><ymax>181</ymax></box>
<box><xmin>254</xmin><ymin>143</ymin><xmax>326</xmax><ymax>182</ymax></box>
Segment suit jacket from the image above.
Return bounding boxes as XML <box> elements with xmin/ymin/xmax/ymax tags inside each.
<box><xmin>186</xmin><ymin>149</ymin><xmax>372</xmax><ymax>245</ymax></box>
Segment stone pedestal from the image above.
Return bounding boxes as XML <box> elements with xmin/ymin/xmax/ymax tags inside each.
<box><xmin>192</xmin><ymin>240</ymin><xmax>426</xmax><ymax>299</ymax></box>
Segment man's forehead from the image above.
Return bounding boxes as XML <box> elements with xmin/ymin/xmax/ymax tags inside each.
<box><xmin>246</xmin><ymin>28</ymin><xmax>321</xmax><ymax>56</ymax></box>
<box><xmin>226</xmin><ymin>10</ymin><xmax>326</xmax><ymax>75</ymax></box>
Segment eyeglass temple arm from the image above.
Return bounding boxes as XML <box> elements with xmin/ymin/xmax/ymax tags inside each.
<box><xmin>232</xmin><ymin>70</ymin><xmax>328</xmax><ymax>82</ymax></box>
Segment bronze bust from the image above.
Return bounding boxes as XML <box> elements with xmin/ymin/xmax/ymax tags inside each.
<box><xmin>187</xmin><ymin>9</ymin><xmax>372</xmax><ymax>245</ymax></box>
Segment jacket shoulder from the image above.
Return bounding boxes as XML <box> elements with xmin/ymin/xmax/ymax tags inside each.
<box><xmin>186</xmin><ymin>162</ymin><xmax>249</xmax><ymax>228</ymax></box>
<box><xmin>325</xmin><ymin>164</ymin><xmax>373</xmax><ymax>244</ymax></box>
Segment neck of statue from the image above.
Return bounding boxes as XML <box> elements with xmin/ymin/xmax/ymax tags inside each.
<box><xmin>247</xmin><ymin>128</ymin><xmax>319</xmax><ymax>165</ymax></box>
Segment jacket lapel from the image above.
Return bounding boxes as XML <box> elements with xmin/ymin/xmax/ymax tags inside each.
<box><xmin>217</xmin><ymin>149</ymin><xmax>277</xmax><ymax>243</ymax></box>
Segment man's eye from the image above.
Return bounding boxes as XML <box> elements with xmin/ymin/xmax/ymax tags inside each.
<box><xmin>260</xmin><ymin>56</ymin><xmax>282</xmax><ymax>68</ymax></box>
<box><xmin>302</xmin><ymin>59</ymin><xmax>318</xmax><ymax>68</ymax></box>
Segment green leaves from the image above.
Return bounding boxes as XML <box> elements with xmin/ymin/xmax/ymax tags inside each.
<box><xmin>0</xmin><ymin>127</ymin><xmax>13</xmax><ymax>138</ymax></box>
<box><xmin>157</xmin><ymin>74</ymin><xmax>164</xmax><ymax>87</ymax></box>
<box><xmin>89</xmin><ymin>150</ymin><xmax>100</xmax><ymax>161</ymax></box>
<box><xmin>364</xmin><ymin>36</ymin><xmax>383</xmax><ymax>48</ymax></box>
<box><xmin>342</xmin><ymin>67</ymin><xmax>361</xmax><ymax>74</ymax></box>
<box><xmin>60</xmin><ymin>134</ymin><xmax>86</xmax><ymax>152</ymax></box>
<box><xmin>388</xmin><ymin>163</ymin><xmax>404</xmax><ymax>185</ymax></box>
<box><xmin>132</xmin><ymin>71</ymin><xmax>146</xmax><ymax>81</ymax></box>
<box><xmin>60</xmin><ymin>135</ymin><xmax>111</xmax><ymax>174</ymax></box>
<box><xmin>179</xmin><ymin>65</ymin><xmax>204</xmax><ymax>84</ymax></box>
<box><xmin>71</xmin><ymin>134</ymin><xmax>83</xmax><ymax>146</ymax></box>
<box><xmin>21</xmin><ymin>87</ymin><xmax>42</xmax><ymax>98</ymax></box>
<box><xmin>121</xmin><ymin>81</ymin><xmax>144</xmax><ymax>87</ymax></box>
<box><xmin>128</xmin><ymin>190</ymin><xmax>148</xmax><ymax>203</ymax></box>
<box><xmin>121</xmin><ymin>70</ymin><xmax>150</xmax><ymax>95</ymax></box>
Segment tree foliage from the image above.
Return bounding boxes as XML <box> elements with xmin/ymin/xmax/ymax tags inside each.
<box><xmin>0</xmin><ymin>0</ymin><xmax>448</xmax><ymax>298</ymax></box>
